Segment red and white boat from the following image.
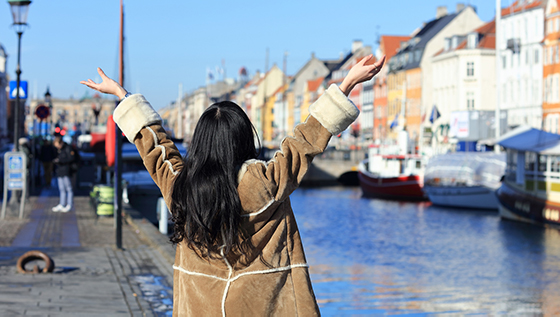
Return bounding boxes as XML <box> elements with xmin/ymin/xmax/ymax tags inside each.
<box><xmin>358</xmin><ymin>154</ymin><xmax>427</xmax><ymax>201</ymax></box>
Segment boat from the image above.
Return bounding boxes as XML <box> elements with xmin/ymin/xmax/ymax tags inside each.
<box><xmin>358</xmin><ymin>153</ymin><xmax>427</xmax><ymax>200</ymax></box>
<box><xmin>423</xmin><ymin>152</ymin><xmax>506</xmax><ymax>210</ymax></box>
<box><xmin>495</xmin><ymin>126</ymin><xmax>560</xmax><ymax>227</ymax></box>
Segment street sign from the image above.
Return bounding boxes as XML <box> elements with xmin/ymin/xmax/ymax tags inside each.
<box><xmin>9</xmin><ymin>80</ymin><xmax>28</xmax><ymax>99</ymax></box>
<box><xmin>35</xmin><ymin>104</ymin><xmax>50</xmax><ymax>119</ymax></box>
<box><xmin>1</xmin><ymin>151</ymin><xmax>28</xmax><ymax>219</ymax></box>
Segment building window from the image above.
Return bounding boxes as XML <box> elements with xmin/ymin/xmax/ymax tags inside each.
<box><xmin>415</xmin><ymin>50</ymin><xmax>421</xmax><ymax>62</ymax></box>
<box><xmin>466</xmin><ymin>62</ymin><xmax>474</xmax><ymax>77</ymax></box>
<box><xmin>467</xmin><ymin>92</ymin><xmax>475</xmax><ymax>110</ymax></box>
<box><xmin>503</xmin><ymin>55</ymin><xmax>507</xmax><ymax>69</ymax></box>
<box><xmin>552</xmin><ymin>74</ymin><xmax>560</xmax><ymax>103</ymax></box>
<box><xmin>536</xmin><ymin>48</ymin><xmax>540</xmax><ymax>64</ymax></box>
<box><xmin>545</xmin><ymin>76</ymin><xmax>550</xmax><ymax>103</ymax></box>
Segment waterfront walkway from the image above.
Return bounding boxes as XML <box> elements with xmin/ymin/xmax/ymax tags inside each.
<box><xmin>0</xmin><ymin>185</ymin><xmax>175</xmax><ymax>316</ymax></box>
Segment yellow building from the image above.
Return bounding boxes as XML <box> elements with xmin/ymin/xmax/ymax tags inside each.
<box><xmin>262</xmin><ymin>87</ymin><xmax>278</xmax><ymax>145</ymax></box>
<box><xmin>386</xmin><ymin>70</ymin><xmax>406</xmax><ymax>140</ymax></box>
<box><xmin>252</xmin><ymin>65</ymin><xmax>284</xmax><ymax>140</ymax></box>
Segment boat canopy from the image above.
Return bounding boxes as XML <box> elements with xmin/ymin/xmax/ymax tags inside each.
<box><xmin>497</xmin><ymin>126</ymin><xmax>560</xmax><ymax>154</ymax></box>
<box><xmin>425</xmin><ymin>152</ymin><xmax>506</xmax><ymax>188</ymax></box>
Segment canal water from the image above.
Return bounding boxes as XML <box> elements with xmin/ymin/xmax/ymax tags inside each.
<box><xmin>291</xmin><ymin>187</ymin><xmax>560</xmax><ymax>316</ymax></box>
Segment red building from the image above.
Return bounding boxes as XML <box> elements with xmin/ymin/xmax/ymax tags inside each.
<box><xmin>373</xmin><ymin>35</ymin><xmax>410</xmax><ymax>142</ymax></box>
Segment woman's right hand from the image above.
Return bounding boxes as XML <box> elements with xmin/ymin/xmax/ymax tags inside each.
<box><xmin>339</xmin><ymin>54</ymin><xmax>386</xmax><ymax>96</ymax></box>
<box><xmin>80</xmin><ymin>68</ymin><xmax>128</xmax><ymax>100</ymax></box>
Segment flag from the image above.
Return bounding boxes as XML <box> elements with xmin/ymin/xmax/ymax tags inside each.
<box><xmin>390</xmin><ymin>114</ymin><xmax>399</xmax><ymax>129</ymax></box>
<box><xmin>429</xmin><ymin>105</ymin><xmax>440</xmax><ymax>123</ymax></box>
<box><xmin>206</xmin><ymin>68</ymin><xmax>214</xmax><ymax>81</ymax></box>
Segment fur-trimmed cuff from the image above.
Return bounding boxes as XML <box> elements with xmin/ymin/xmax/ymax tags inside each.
<box><xmin>309</xmin><ymin>84</ymin><xmax>359</xmax><ymax>135</ymax></box>
<box><xmin>113</xmin><ymin>94</ymin><xmax>163</xmax><ymax>142</ymax></box>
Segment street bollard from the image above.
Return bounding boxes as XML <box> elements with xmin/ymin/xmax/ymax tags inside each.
<box><xmin>157</xmin><ymin>197</ymin><xmax>168</xmax><ymax>235</ymax></box>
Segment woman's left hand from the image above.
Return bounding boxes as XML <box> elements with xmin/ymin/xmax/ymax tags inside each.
<box><xmin>80</xmin><ymin>68</ymin><xmax>128</xmax><ymax>99</ymax></box>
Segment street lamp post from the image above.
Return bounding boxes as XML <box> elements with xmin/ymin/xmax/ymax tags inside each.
<box><xmin>44</xmin><ymin>86</ymin><xmax>51</xmax><ymax>136</ymax></box>
<box><xmin>92</xmin><ymin>93</ymin><xmax>102</xmax><ymax>126</ymax></box>
<box><xmin>8</xmin><ymin>0</ymin><xmax>31</xmax><ymax>151</ymax></box>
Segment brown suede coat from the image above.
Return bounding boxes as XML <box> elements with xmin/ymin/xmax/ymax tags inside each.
<box><xmin>113</xmin><ymin>84</ymin><xmax>359</xmax><ymax>316</ymax></box>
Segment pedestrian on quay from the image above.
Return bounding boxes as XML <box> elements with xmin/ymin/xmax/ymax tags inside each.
<box><xmin>81</xmin><ymin>54</ymin><xmax>385</xmax><ymax>316</ymax></box>
<box><xmin>39</xmin><ymin>138</ymin><xmax>57</xmax><ymax>187</ymax></box>
<box><xmin>51</xmin><ymin>135</ymin><xmax>75</xmax><ymax>213</ymax></box>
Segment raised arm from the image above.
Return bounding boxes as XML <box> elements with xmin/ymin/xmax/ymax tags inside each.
<box><xmin>239</xmin><ymin>55</ymin><xmax>386</xmax><ymax>208</ymax></box>
<box><xmin>80</xmin><ymin>68</ymin><xmax>184</xmax><ymax>204</ymax></box>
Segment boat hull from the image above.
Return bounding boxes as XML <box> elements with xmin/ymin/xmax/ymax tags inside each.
<box><xmin>496</xmin><ymin>181</ymin><xmax>560</xmax><ymax>228</ymax></box>
<box><xmin>424</xmin><ymin>185</ymin><xmax>499</xmax><ymax>210</ymax></box>
<box><xmin>358</xmin><ymin>171</ymin><xmax>427</xmax><ymax>201</ymax></box>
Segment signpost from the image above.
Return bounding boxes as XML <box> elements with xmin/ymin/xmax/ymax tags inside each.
<box><xmin>1</xmin><ymin>151</ymin><xmax>27</xmax><ymax>219</ymax></box>
<box><xmin>35</xmin><ymin>104</ymin><xmax>50</xmax><ymax>120</ymax></box>
<box><xmin>9</xmin><ymin>80</ymin><xmax>28</xmax><ymax>99</ymax></box>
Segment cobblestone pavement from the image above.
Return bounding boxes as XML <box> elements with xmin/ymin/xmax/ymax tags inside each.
<box><xmin>0</xmin><ymin>185</ymin><xmax>175</xmax><ymax>316</ymax></box>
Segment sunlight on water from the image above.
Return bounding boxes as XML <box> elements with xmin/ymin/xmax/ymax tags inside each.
<box><xmin>291</xmin><ymin>187</ymin><xmax>560</xmax><ymax>315</ymax></box>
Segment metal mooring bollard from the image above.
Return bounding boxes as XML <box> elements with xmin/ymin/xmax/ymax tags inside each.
<box><xmin>16</xmin><ymin>250</ymin><xmax>55</xmax><ymax>274</ymax></box>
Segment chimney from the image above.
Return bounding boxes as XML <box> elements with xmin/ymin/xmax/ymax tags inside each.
<box><xmin>352</xmin><ymin>40</ymin><xmax>363</xmax><ymax>53</ymax></box>
<box><xmin>456</xmin><ymin>3</ymin><xmax>465</xmax><ymax>12</ymax></box>
<box><xmin>436</xmin><ymin>6</ymin><xmax>448</xmax><ymax>19</ymax></box>
<box><xmin>311</xmin><ymin>52</ymin><xmax>315</xmax><ymax>59</ymax></box>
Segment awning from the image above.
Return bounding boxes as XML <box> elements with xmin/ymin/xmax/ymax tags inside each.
<box><xmin>497</xmin><ymin>125</ymin><xmax>560</xmax><ymax>154</ymax></box>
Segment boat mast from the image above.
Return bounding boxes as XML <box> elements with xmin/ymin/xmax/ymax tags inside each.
<box><xmin>114</xmin><ymin>0</ymin><xmax>124</xmax><ymax>249</ymax></box>
<box><xmin>495</xmin><ymin>0</ymin><xmax>501</xmax><ymax>153</ymax></box>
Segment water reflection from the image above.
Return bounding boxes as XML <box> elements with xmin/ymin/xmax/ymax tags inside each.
<box><xmin>291</xmin><ymin>187</ymin><xmax>560</xmax><ymax>315</ymax></box>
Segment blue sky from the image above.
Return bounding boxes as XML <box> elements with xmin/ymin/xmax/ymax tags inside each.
<box><xmin>0</xmin><ymin>0</ymin><xmax>496</xmax><ymax>109</ymax></box>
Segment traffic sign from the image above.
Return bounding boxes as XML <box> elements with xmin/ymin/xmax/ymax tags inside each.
<box><xmin>9</xmin><ymin>80</ymin><xmax>28</xmax><ymax>99</ymax></box>
<box><xmin>2</xmin><ymin>151</ymin><xmax>28</xmax><ymax>219</ymax></box>
<box><xmin>35</xmin><ymin>104</ymin><xmax>50</xmax><ymax>119</ymax></box>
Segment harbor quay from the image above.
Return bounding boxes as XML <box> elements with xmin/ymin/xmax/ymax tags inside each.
<box><xmin>0</xmin><ymin>179</ymin><xmax>175</xmax><ymax>316</ymax></box>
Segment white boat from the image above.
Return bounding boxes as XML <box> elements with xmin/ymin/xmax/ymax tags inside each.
<box><xmin>424</xmin><ymin>152</ymin><xmax>506</xmax><ymax>210</ymax></box>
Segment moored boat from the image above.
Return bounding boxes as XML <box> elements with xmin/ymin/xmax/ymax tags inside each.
<box><xmin>496</xmin><ymin>126</ymin><xmax>560</xmax><ymax>227</ymax></box>
<box><xmin>358</xmin><ymin>154</ymin><xmax>427</xmax><ymax>200</ymax></box>
<box><xmin>423</xmin><ymin>152</ymin><xmax>506</xmax><ymax>210</ymax></box>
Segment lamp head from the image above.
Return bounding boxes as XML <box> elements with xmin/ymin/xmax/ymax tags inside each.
<box><xmin>7</xmin><ymin>0</ymin><xmax>31</xmax><ymax>33</ymax></box>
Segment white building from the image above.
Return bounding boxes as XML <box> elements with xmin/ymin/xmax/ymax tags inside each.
<box><xmin>432</xmin><ymin>21</ymin><xmax>497</xmax><ymax>137</ymax></box>
<box><xmin>499</xmin><ymin>0</ymin><xmax>544</xmax><ymax>129</ymax></box>
<box><xmin>0</xmin><ymin>44</ymin><xmax>7</xmax><ymax>144</ymax></box>
<box><xmin>419</xmin><ymin>5</ymin><xmax>484</xmax><ymax>134</ymax></box>
<box><xmin>360</xmin><ymin>77</ymin><xmax>374</xmax><ymax>141</ymax></box>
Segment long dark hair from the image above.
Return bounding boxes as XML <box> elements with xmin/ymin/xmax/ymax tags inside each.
<box><xmin>170</xmin><ymin>101</ymin><xmax>259</xmax><ymax>257</ymax></box>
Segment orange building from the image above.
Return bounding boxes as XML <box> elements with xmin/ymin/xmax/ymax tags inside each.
<box><xmin>301</xmin><ymin>77</ymin><xmax>325</xmax><ymax>123</ymax></box>
<box><xmin>405</xmin><ymin>68</ymin><xmax>422</xmax><ymax>141</ymax></box>
<box><xmin>374</xmin><ymin>35</ymin><xmax>411</xmax><ymax>142</ymax></box>
<box><xmin>544</xmin><ymin>0</ymin><xmax>560</xmax><ymax>133</ymax></box>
